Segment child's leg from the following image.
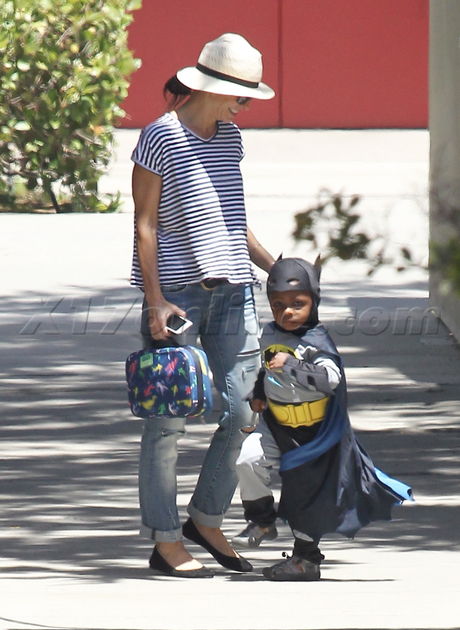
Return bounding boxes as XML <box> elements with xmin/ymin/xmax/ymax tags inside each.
<box><xmin>236</xmin><ymin>418</ymin><xmax>281</xmax><ymax>521</ymax></box>
<box><xmin>292</xmin><ymin>531</ymin><xmax>324</xmax><ymax>564</ymax></box>
<box><xmin>262</xmin><ymin>532</ymin><xmax>323</xmax><ymax>582</ymax></box>
<box><xmin>233</xmin><ymin>418</ymin><xmax>280</xmax><ymax>546</ymax></box>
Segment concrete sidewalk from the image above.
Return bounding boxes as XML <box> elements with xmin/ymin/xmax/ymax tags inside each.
<box><xmin>1</xmin><ymin>130</ymin><xmax>460</xmax><ymax>630</ymax></box>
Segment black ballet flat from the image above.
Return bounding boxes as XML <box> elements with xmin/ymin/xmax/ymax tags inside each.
<box><xmin>182</xmin><ymin>518</ymin><xmax>253</xmax><ymax>573</ymax></box>
<box><xmin>149</xmin><ymin>546</ymin><xmax>215</xmax><ymax>578</ymax></box>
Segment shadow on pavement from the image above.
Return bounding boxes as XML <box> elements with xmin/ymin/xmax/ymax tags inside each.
<box><xmin>1</xmin><ymin>280</ymin><xmax>459</xmax><ymax>583</ymax></box>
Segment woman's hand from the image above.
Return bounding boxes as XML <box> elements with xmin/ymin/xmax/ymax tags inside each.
<box><xmin>268</xmin><ymin>352</ymin><xmax>290</xmax><ymax>370</ymax></box>
<box><xmin>147</xmin><ymin>298</ymin><xmax>186</xmax><ymax>340</ymax></box>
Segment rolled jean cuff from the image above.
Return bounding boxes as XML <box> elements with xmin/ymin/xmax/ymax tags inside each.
<box><xmin>139</xmin><ymin>523</ymin><xmax>183</xmax><ymax>543</ymax></box>
<box><xmin>187</xmin><ymin>503</ymin><xmax>223</xmax><ymax>528</ymax></box>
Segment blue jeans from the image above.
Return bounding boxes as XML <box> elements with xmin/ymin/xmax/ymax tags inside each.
<box><xmin>138</xmin><ymin>283</ymin><xmax>261</xmax><ymax>542</ymax></box>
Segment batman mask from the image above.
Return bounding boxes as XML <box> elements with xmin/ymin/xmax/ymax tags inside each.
<box><xmin>266</xmin><ymin>257</ymin><xmax>321</xmax><ymax>328</ymax></box>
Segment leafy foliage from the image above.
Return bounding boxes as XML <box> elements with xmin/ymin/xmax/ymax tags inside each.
<box><xmin>429</xmin><ymin>195</ymin><xmax>460</xmax><ymax>295</ymax></box>
<box><xmin>292</xmin><ymin>189</ymin><xmax>419</xmax><ymax>276</ymax></box>
<box><xmin>431</xmin><ymin>238</ymin><xmax>460</xmax><ymax>294</ymax></box>
<box><xmin>0</xmin><ymin>0</ymin><xmax>141</xmax><ymax>212</ymax></box>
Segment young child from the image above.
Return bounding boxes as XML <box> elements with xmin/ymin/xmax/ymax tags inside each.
<box><xmin>233</xmin><ymin>257</ymin><xmax>412</xmax><ymax>581</ymax></box>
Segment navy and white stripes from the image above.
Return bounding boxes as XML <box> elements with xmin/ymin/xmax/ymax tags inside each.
<box><xmin>130</xmin><ymin>112</ymin><xmax>256</xmax><ymax>288</ymax></box>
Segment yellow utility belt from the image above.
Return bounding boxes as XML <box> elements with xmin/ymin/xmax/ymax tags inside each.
<box><xmin>268</xmin><ymin>397</ymin><xmax>329</xmax><ymax>428</ymax></box>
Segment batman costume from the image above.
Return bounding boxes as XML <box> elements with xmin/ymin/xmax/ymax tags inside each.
<box><xmin>234</xmin><ymin>257</ymin><xmax>413</xmax><ymax>581</ymax></box>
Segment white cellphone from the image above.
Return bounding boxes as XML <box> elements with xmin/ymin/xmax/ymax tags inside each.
<box><xmin>166</xmin><ymin>314</ymin><xmax>193</xmax><ymax>335</ymax></box>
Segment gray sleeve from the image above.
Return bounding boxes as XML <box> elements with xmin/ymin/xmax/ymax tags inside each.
<box><xmin>314</xmin><ymin>354</ymin><xmax>341</xmax><ymax>389</ymax></box>
<box><xmin>282</xmin><ymin>355</ymin><xmax>335</xmax><ymax>395</ymax></box>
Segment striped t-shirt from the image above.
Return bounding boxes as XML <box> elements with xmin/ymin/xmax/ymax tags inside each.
<box><xmin>130</xmin><ymin>112</ymin><xmax>257</xmax><ymax>288</ymax></box>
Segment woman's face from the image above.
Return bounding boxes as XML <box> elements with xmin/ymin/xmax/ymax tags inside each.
<box><xmin>210</xmin><ymin>94</ymin><xmax>251</xmax><ymax>122</ymax></box>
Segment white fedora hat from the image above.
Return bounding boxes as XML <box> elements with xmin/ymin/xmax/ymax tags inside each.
<box><xmin>176</xmin><ymin>33</ymin><xmax>275</xmax><ymax>100</ymax></box>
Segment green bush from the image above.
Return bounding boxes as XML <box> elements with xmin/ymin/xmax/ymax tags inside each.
<box><xmin>429</xmin><ymin>196</ymin><xmax>460</xmax><ymax>296</ymax></box>
<box><xmin>0</xmin><ymin>0</ymin><xmax>141</xmax><ymax>212</ymax></box>
<box><xmin>292</xmin><ymin>189</ymin><xmax>420</xmax><ymax>276</ymax></box>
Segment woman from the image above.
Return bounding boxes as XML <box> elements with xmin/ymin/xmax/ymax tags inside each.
<box><xmin>131</xmin><ymin>33</ymin><xmax>275</xmax><ymax>577</ymax></box>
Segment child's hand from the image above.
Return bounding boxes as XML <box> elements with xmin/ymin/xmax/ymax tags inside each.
<box><xmin>268</xmin><ymin>352</ymin><xmax>290</xmax><ymax>369</ymax></box>
<box><xmin>249</xmin><ymin>398</ymin><xmax>266</xmax><ymax>412</ymax></box>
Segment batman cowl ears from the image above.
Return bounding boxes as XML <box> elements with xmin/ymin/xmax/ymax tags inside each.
<box><xmin>266</xmin><ymin>256</ymin><xmax>321</xmax><ymax>302</ymax></box>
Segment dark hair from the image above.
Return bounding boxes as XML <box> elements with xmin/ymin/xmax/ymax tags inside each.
<box><xmin>163</xmin><ymin>75</ymin><xmax>191</xmax><ymax>110</ymax></box>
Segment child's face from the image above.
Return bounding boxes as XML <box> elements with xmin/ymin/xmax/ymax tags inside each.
<box><xmin>268</xmin><ymin>290</ymin><xmax>313</xmax><ymax>331</ymax></box>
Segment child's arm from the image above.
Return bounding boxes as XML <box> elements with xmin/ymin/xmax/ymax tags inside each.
<box><xmin>269</xmin><ymin>349</ymin><xmax>340</xmax><ymax>396</ymax></box>
<box><xmin>249</xmin><ymin>368</ymin><xmax>267</xmax><ymax>412</ymax></box>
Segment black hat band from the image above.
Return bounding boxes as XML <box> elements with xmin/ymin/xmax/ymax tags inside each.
<box><xmin>196</xmin><ymin>63</ymin><xmax>259</xmax><ymax>89</ymax></box>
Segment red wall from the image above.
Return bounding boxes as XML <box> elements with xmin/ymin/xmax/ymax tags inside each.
<box><xmin>121</xmin><ymin>0</ymin><xmax>428</xmax><ymax>129</ymax></box>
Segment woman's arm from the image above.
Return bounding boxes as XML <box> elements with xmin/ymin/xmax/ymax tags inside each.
<box><xmin>247</xmin><ymin>227</ymin><xmax>275</xmax><ymax>273</ymax></box>
<box><xmin>132</xmin><ymin>163</ymin><xmax>185</xmax><ymax>339</ymax></box>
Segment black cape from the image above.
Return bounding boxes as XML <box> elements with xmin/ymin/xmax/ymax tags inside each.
<box><xmin>264</xmin><ymin>324</ymin><xmax>413</xmax><ymax>541</ymax></box>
